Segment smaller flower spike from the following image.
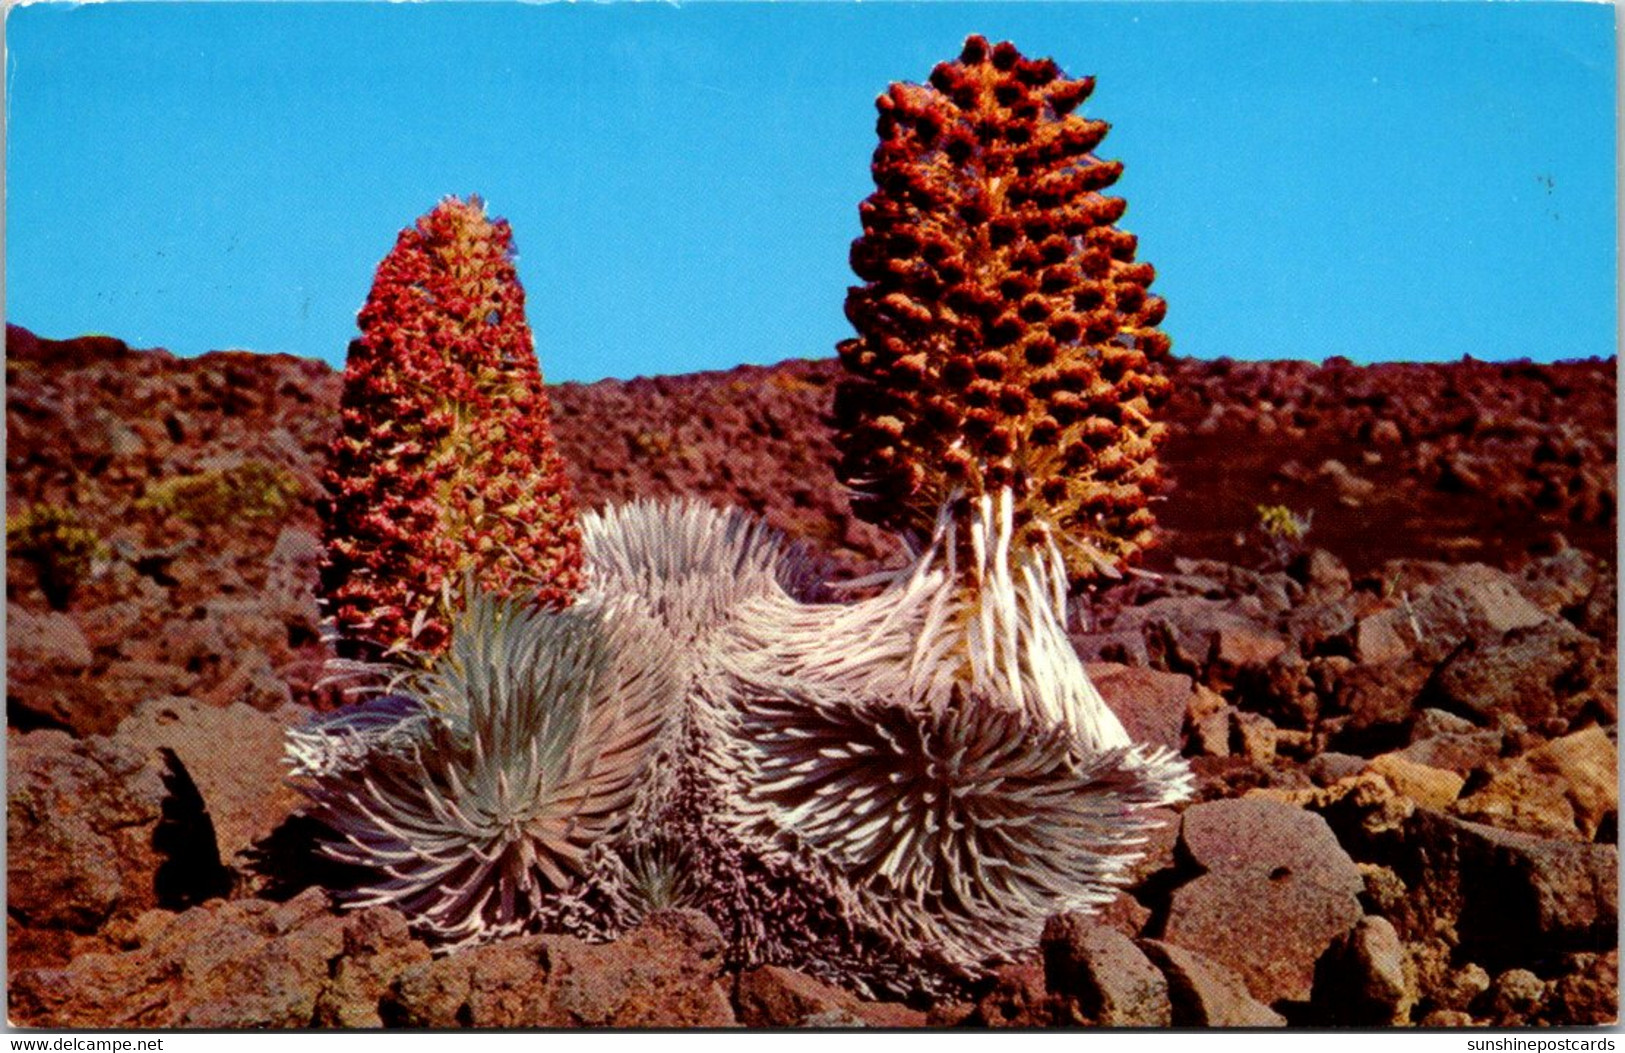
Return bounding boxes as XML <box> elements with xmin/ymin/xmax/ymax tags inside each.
<box><xmin>320</xmin><ymin>196</ymin><xmax>584</xmax><ymax>658</ymax></box>
<box><xmin>835</xmin><ymin>36</ymin><xmax>1173</xmax><ymax>587</ymax></box>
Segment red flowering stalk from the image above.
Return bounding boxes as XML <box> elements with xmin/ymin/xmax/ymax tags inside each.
<box><xmin>321</xmin><ymin>196</ymin><xmax>584</xmax><ymax>657</ymax></box>
<box><xmin>834</xmin><ymin>35</ymin><xmax>1173</xmax><ymax>585</ymax></box>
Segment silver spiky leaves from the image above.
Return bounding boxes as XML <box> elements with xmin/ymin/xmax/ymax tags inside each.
<box><xmin>713</xmin><ymin>489</ymin><xmax>1190</xmax><ymax>968</ymax></box>
<box><xmin>722</xmin><ymin>489</ymin><xmax>1135</xmax><ymax>748</ymax></box>
<box><xmin>291</xmin><ymin>495</ymin><xmax>1192</xmax><ymax>984</ymax></box>
<box><xmin>296</xmin><ymin>592</ymin><xmax>681</xmax><ymax>948</ymax></box>
<box><xmin>726</xmin><ymin>681</ymin><xmax>1188</xmax><ymax>965</ymax></box>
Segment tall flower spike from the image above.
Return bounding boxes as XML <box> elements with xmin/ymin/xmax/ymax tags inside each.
<box><xmin>320</xmin><ymin>195</ymin><xmax>584</xmax><ymax>658</ymax></box>
<box><xmin>297</xmin><ymin>591</ymin><xmax>681</xmax><ymax>948</ymax></box>
<box><xmin>835</xmin><ymin>36</ymin><xmax>1173</xmax><ymax>585</ymax></box>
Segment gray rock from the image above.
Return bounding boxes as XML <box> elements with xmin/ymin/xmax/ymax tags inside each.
<box><xmin>1406</xmin><ymin>563</ymin><xmax>1551</xmax><ymax>663</ymax></box>
<box><xmin>1410</xmin><ymin>708</ymin><xmax>1477</xmax><ymax>738</ymax></box>
<box><xmin>1104</xmin><ymin>596</ymin><xmax>1285</xmax><ymax>688</ymax></box>
<box><xmin>1307</xmin><ymin>752</ymin><xmax>1369</xmax><ymax>787</ymax></box>
<box><xmin>1356</xmin><ymin>563</ymin><xmax>1551</xmax><ymax>667</ymax></box>
<box><xmin>263</xmin><ymin>526</ymin><xmax>324</xmax><ymax>633</ymax></box>
<box><xmin>1516</xmin><ymin>548</ymin><xmax>1599</xmax><ymax>615</ymax></box>
<box><xmin>1071</xmin><ymin>629</ymin><xmax>1152</xmax><ymax>668</ymax></box>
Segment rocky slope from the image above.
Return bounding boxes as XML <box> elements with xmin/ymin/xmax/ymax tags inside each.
<box><xmin>6</xmin><ymin>324</ymin><xmax>1617</xmax><ymax>1027</ymax></box>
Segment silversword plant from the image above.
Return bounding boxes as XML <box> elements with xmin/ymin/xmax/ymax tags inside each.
<box><xmin>295</xmin><ymin>43</ymin><xmax>1191</xmax><ymax>997</ymax></box>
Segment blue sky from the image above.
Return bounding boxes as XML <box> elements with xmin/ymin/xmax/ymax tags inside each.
<box><xmin>5</xmin><ymin>2</ymin><xmax>1616</xmax><ymax>382</ymax></box>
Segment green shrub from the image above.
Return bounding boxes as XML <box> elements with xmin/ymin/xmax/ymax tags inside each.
<box><xmin>138</xmin><ymin>461</ymin><xmax>302</xmax><ymax>525</ymax></box>
<box><xmin>1256</xmin><ymin>503</ymin><xmax>1314</xmax><ymax>566</ymax></box>
<box><xmin>7</xmin><ymin>504</ymin><xmax>107</xmax><ymax>609</ymax></box>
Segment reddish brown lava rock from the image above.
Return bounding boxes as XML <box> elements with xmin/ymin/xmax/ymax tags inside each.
<box><xmin>1161</xmin><ymin>798</ymin><xmax>1365</xmax><ymax>1005</ymax></box>
<box><xmin>1136</xmin><ymin>940</ymin><xmax>1286</xmax><ymax>1027</ymax></box>
<box><xmin>1089</xmin><ymin>662</ymin><xmax>1194</xmax><ymax>751</ymax></box>
<box><xmin>7</xmin><ymin>730</ymin><xmax>167</xmax><ymax>964</ymax></box>
<box><xmin>1042</xmin><ymin>912</ymin><xmax>1171</xmax><ymax>1026</ymax></box>
<box><xmin>734</xmin><ymin>965</ymin><xmax>926</xmax><ymax>1028</ymax></box>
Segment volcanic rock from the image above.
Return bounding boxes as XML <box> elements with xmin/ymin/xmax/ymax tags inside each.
<box><xmin>384</xmin><ymin>911</ymin><xmax>738</xmax><ymax>1028</ymax></box>
<box><xmin>1538</xmin><ymin>951</ymin><xmax>1619</xmax><ymax>1026</ymax></box>
<box><xmin>1452</xmin><ymin>726</ymin><xmax>1617</xmax><ymax>841</ymax></box>
<box><xmin>1137</xmin><ymin>941</ymin><xmax>1286</xmax><ymax>1027</ymax></box>
<box><xmin>734</xmin><ymin>966</ymin><xmax>925</xmax><ymax>1028</ymax></box>
<box><xmin>1364</xmin><ymin>754</ymin><xmax>1465</xmax><ymax>811</ymax></box>
<box><xmin>1096</xmin><ymin>596</ymin><xmax>1286</xmax><ymax>690</ymax></box>
<box><xmin>531</xmin><ymin>910</ymin><xmax>737</xmax><ymax>1027</ymax></box>
<box><xmin>114</xmin><ymin>696</ymin><xmax>310</xmax><ymax>863</ymax></box>
<box><xmin>1042</xmin><ymin>913</ymin><xmax>1171</xmax><ymax>1026</ymax></box>
<box><xmin>1306</xmin><ymin>752</ymin><xmax>1368</xmax><ymax>787</ymax></box>
<box><xmin>1310</xmin><ymin>915</ymin><xmax>1415</xmax><ymax>1025</ymax></box>
<box><xmin>1401</xmin><ymin>564</ymin><xmax>1551</xmax><ymax>663</ymax></box>
<box><xmin>1483</xmin><ymin>968</ymin><xmax>1547</xmax><ymax>1024</ymax></box>
<box><xmin>1429</xmin><ymin>961</ymin><xmax>1492</xmax><ymax>1014</ymax></box>
<box><xmin>1391</xmin><ymin>810</ymin><xmax>1617</xmax><ymax>967</ymax></box>
<box><xmin>1161</xmin><ymin>799</ymin><xmax>1364</xmax><ymax>1004</ymax></box>
<box><xmin>965</xmin><ymin>962</ymin><xmax>1055</xmax><ymax>1028</ymax></box>
<box><xmin>9</xmin><ymin>889</ymin><xmax>352</xmax><ymax>1028</ymax></box>
<box><xmin>311</xmin><ymin>908</ymin><xmax>434</xmax><ymax>1027</ymax></box>
<box><xmin>1333</xmin><ymin>660</ymin><xmax>1432</xmax><ymax>748</ymax></box>
<box><xmin>1397</xmin><ymin>711</ymin><xmax>1504</xmax><ymax>774</ymax></box>
<box><xmin>1291</xmin><ymin>548</ymin><xmax>1353</xmax><ymax>601</ymax></box>
<box><xmin>8</xmin><ymin>604</ymin><xmax>93</xmax><ymax>670</ymax></box>
<box><xmin>1515</xmin><ymin>547</ymin><xmax>1600</xmax><ymax>615</ymax></box>
<box><xmin>1089</xmin><ymin>663</ymin><xmax>1194</xmax><ymax>751</ymax></box>
<box><xmin>7</xmin><ymin>730</ymin><xmax>166</xmax><ymax>943</ymax></box>
<box><xmin>1425</xmin><ymin>619</ymin><xmax>1606</xmax><ymax>729</ymax></box>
